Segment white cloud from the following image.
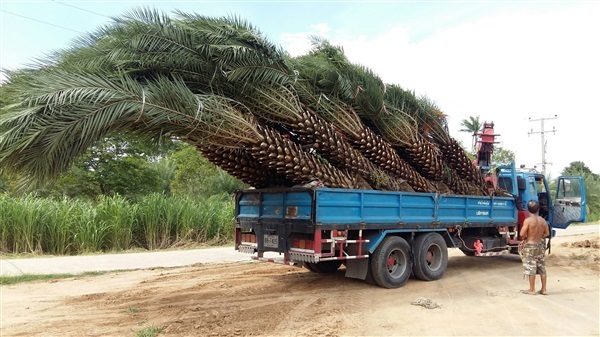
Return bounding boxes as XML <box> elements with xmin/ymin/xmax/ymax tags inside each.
<box><xmin>280</xmin><ymin>23</ymin><xmax>331</xmax><ymax>56</ymax></box>
<box><xmin>307</xmin><ymin>3</ymin><xmax>600</xmax><ymax>177</ymax></box>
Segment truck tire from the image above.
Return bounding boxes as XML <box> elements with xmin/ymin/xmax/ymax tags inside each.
<box><xmin>303</xmin><ymin>260</ymin><xmax>343</xmax><ymax>273</ymax></box>
<box><xmin>412</xmin><ymin>232</ymin><xmax>448</xmax><ymax>281</ymax></box>
<box><xmin>370</xmin><ymin>236</ymin><xmax>412</xmax><ymax>288</ymax></box>
<box><xmin>302</xmin><ymin>262</ymin><xmax>318</xmax><ymax>272</ymax></box>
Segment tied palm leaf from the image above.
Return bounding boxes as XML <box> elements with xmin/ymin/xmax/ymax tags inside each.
<box><xmin>198</xmin><ymin>144</ymin><xmax>292</xmax><ymax>188</ymax></box>
<box><xmin>47</xmin><ymin>7</ymin><xmax>295</xmax><ymax>98</ymax></box>
<box><xmin>294</xmin><ymin>85</ymin><xmax>427</xmax><ymax>192</ymax></box>
<box><xmin>293</xmin><ymin>40</ymin><xmax>449</xmax><ymax>188</ymax></box>
<box><xmin>245</xmin><ymin>85</ymin><xmax>411</xmax><ymax>191</ymax></box>
<box><xmin>293</xmin><ymin>47</ymin><xmax>436</xmax><ymax>192</ymax></box>
<box><xmin>1</xmin><ymin>8</ymin><xmax>488</xmax><ymax>195</ymax></box>
<box><xmin>0</xmin><ymin>68</ymin><xmax>355</xmax><ymax>188</ymax></box>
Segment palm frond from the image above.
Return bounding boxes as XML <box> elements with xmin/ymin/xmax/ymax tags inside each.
<box><xmin>0</xmin><ymin>70</ymin><xmax>260</xmax><ymax>181</ymax></box>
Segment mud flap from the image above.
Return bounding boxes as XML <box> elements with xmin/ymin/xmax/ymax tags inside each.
<box><xmin>344</xmin><ymin>233</ymin><xmax>372</xmax><ymax>280</ymax></box>
<box><xmin>345</xmin><ymin>258</ymin><xmax>369</xmax><ymax>280</ymax></box>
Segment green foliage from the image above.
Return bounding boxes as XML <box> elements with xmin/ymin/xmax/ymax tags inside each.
<box><xmin>170</xmin><ymin>143</ymin><xmax>216</xmax><ymax>196</ymax></box>
<box><xmin>0</xmin><ymin>193</ymin><xmax>235</xmax><ymax>255</ymax></box>
<box><xmin>135</xmin><ymin>326</ymin><xmax>163</xmax><ymax>337</ymax></box>
<box><xmin>562</xmin><ymin>161</ymin><xmax>599</xmax><ymax>179</ymax></box>
<box><xmin>459</xmin><ymin>115</ymin><xmax>482</xmax><ymax>151</ymax></box>
<box><xmin>0</xmin><ymin>271</ymin><xmax>104</xmax><ymax>285</ymax></box>
<box><xmin>49</xmin><ymin>136</ymin><xmax>163</xmax><ymax>198</ymax></box>
<box><xmin>491</xmin><ymin>146</ymin><xmax>515</xmax><ymax>166</ymax></box>
<box><xmin>0</xmin><ymin>172</ymin><xmax>10</xmax><ymax>193</ymax></box>
<box><xmin>170</xmin><ymin>143</ymin><xmax>246</xmax><ymax>197</ymax></box>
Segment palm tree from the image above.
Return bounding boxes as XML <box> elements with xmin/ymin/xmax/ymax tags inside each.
<box><xmin>0</xmin><ymin>8</ymin><xmax>485</xmax><ymax>195</ymax></box>
<box><xmin>459</xmin><ymin>115</ymin><xmax>482</xmax><ymax>152</ymax></box>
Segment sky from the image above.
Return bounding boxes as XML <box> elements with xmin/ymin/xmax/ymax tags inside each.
<box><xmin>1</xmin><ymin>0</ymin><xmax>599</xmax><ymax>178</ymax></box>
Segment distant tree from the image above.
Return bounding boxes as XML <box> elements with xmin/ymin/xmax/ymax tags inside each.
<box><xmin>170</xmin><ymin>143</ymin><xmax>213</xmax><ymax>196</ymax></box>
<box><xmin>0</xmin><ymin>172</ymin><xmax>11</xmax><ymax>193</ymax></box>
<box><xmin>170</xmin><ymin>143</ymin><xmax>246</xmax><ymax>197</ymax></box>
<box><xmin>491</xmin><ymin>146</ymin><xmax>515</xmax><ymax>166</ymax></box>
<box><xmin>459</xmin><ymin>115</ymin><xmax>482</xmax><ymax>152</ymax></box>
<box><xmin>49</xmin><ymin>136</ymin><xmax>163</xmax><ymax>198</ymax></box>
<box><xmin>150</xmin><ymin>156</ymin><xmax>177</xmax><ymax>195</ymax></box>
<box><xmin>561</xmin><ymin>161</ymin><xmax>599</xmax><ymax>179</ymax></box>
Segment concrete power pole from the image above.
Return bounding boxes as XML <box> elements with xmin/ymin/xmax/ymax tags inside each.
<box><xmin>528</xmin><ymin>115</ymin><xmax>557</xmax><ymax>176</ymax></box>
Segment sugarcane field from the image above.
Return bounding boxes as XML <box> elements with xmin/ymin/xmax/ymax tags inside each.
<box><xmin>2</xmin><ymin>3</ymin><xmax>600</xmax><ymax>337</ymax></box>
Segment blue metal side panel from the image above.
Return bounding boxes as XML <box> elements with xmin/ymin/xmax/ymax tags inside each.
<box><xmin>239</xmin><ymin>188</ymin><xmax>516</xmax><ymax>226</ymax></box>
<box><xmin>437</xmin><ymin>195</ymin><xmax>515</xmax><ymax>224</ymax></box>
<box><xmin>397</xmin><ymin>193</ymin><xmax>437</xmax><ymax>223</ymax></box>
<box><xmin>315</xmin><ymin>189</ymin><xmax>362</xmax><ymax>223</ymax></box>
<box><xmin>237</xmin><ymin>190</ymin><xmax>312</xmax><ymax>220</ymax></box>
<box><xmin>282</xmin><ymin>191</ymin><xmax>312</xmax><ymax>220</ymax></box>
<box><xmin>316</xmin><ymin>189</ymin><xmax>437</xmax><ymax>224</ymax></box>
<box><xmin>261</xmin><ymin>193</ymin><xmax>285</xmax><ymax>219</ymax></box>
<box><xmin>238</xmin><ymin>192</ymin><xmax>261</xmax><ymax>218</ymax></box>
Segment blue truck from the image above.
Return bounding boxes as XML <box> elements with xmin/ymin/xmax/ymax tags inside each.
<box><xmin>234</xmin><ymin>163</ymin><xmax>586</xmax><ymax>288</ymax></box>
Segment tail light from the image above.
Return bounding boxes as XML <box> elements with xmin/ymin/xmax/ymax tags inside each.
<box><xmin>241</xmin><ymin>233</ymin><xmax>257</xmax><ymax>243</ymax></box>
<box><xmin>291</xmin><ymin>239</ymin><xmax>314</xmax><ymax>250</ymax></box>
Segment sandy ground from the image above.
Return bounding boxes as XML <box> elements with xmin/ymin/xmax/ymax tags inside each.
<box><xmin>2</xmin><ymin>233</ymin><xmax>598</xmax><ymax>337</ymax></box>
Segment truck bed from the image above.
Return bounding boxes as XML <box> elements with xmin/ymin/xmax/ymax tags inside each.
<box><xmin>236</xmin><ymin>187</ymin><xmax>517</xmax><ymax>230</ymax></box>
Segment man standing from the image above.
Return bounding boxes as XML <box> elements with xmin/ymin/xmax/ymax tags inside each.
<box><xmin>519</xmin><ymin>200</ymin><xmax>550</xmax><ymax>295</ymax></box>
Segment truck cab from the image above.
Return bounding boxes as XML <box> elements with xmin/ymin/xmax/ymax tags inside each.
<box><xmin>496</xmin><ymin>163</ymin><xmax>586</xmax><ymax>232</ymax></box>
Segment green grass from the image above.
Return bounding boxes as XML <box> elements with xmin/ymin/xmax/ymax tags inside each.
<box><xmin>0</xmin><ymin>271</ymin><xmax>104</xmax><ymax>285</ymax></box>
<box><xmin>569</xmin><ymin>253</ymin><xmax>589</xmax><ymax>260</ymax></box>
<box><xmin>125</xmin><ymin>308</ymin><xmax>144</xmax><ymax>315</ymax></box>
<box><xmin>0</xmin><ymin>193</ymin><xmax>235</xmax><ymax>255</ymax></box>
<box><xmin>135</xmin><ymin>326</ymin><xmax>163</xmax><ymax>337</ymax></box>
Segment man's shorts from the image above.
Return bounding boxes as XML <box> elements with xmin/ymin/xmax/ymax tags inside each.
<box><xmin>521</xmin><ymin>243</ymin><xmax>546</xmax><ymax>276</ymax></box>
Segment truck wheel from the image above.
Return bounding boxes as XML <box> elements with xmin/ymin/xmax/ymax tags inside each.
<box><xmin>303</xmin><ymin>260</ymin><xmax>343</xmax><ymax>273</ymax></box>
<box><xmin>302</xmin><ymin>262</ymin><xmax>318</xmax><ymax>272</ymax></box>
<box><xmin>370</xmin><ymin>236</ymin><xmax>412</xmax><ymax>288</ymax></box>
<box><xmin>412</xmin><ymin>232</ymin><xmax>448</xmax><ymax>281</ymax></box>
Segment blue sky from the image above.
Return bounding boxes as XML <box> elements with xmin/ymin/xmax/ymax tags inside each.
<box><xmin>1</xmin><ymin>1</ymin><xmax>599</xmax><ymax>178</ymax></box>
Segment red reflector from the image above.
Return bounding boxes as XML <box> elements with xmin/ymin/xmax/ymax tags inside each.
<box><xmin>292</xmin><ymin>239</ymin><xmax>299</xmax><ymax>248</ymax></box>
<box><xmin>305</xmin><ymin>240</ymin><xmax>314</xmax><ymax>250</ymax></box>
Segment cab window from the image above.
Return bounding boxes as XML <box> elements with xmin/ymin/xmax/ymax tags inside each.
<box><xmin>529</xmin><ymin>178</ymin><xmax>537</xmax><ymax>198</ymax></box>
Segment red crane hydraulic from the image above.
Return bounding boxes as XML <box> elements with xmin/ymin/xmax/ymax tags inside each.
<box><xmin>474</xmin><ymin>121</ymin><xmax>500</xmax><ymax>191</ymax></box>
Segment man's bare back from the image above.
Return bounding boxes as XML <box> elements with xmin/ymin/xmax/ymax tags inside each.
<box><xmin>521</xmin><ymin>214</ymin><xmax>549</xmax><ymax>244</ymax></box>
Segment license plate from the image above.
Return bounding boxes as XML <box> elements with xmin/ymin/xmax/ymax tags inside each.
<box><xmin>263</xmin><ymin>234</ymin><xmax>278</xmax><ymax>248</ymax></box>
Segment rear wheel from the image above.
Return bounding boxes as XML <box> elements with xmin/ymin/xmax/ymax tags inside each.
<box><xmin>412</xmin><ymin>232</ymin><xmax>448</xmax><ymax>281</ymax></box>
<box><xmin>302</xmin><ymin>262</ymin><xmax>317</xmax><ymax>272</ymax></box>
<box><xmin>303</xmin><ymin>260</ymin><xmax>343</xmax><ymax>273</ymax></box>
<box><xmin>370</xmin><ymin>236</ymin><xmax>412</xmax><ymax>288</ymax></box>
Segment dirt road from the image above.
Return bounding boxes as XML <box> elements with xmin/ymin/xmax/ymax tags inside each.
<box><xmin>2</xmin><ymin>232</ymin><xmax>599</xmax><ymax>336</ymax></box>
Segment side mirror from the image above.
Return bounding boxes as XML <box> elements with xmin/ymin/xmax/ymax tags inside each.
<box><xmin>517</xmin><ymin>177</ymin><xmax>526</xmax><ymax>190</ymax></box>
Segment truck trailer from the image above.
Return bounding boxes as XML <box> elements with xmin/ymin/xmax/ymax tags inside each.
<box><xmin>234</xmin><ymin>163</ymin><xmax>586</xmax><ymax>288</ymax></box>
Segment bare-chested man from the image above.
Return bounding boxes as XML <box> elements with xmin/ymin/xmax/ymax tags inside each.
<box><xmin>519</xmin><ymin>200</ymin><xmax>550</xmax><ymax>295</ymax></box>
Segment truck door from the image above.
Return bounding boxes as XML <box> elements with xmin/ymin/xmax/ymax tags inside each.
<box><xmin>551</xmin><ymin>176</ymin><xmax>586</xmax><ymax>228</ymax></box>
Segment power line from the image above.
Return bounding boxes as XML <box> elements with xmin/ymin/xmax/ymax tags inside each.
<box><xmin>1</xmin><ymin>9</ymin><xmax>80</xmax><ymax>33</ymax></box>
<box><xmin>51</xmin><ymin>0</ymin><xmax>111</xmax><ymax>18</ymax></box>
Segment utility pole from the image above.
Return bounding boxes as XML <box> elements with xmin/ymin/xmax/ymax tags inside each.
<box><xmin>528</xmin><ymin>115</ymin><xmax>557</xmax><ymax>176</ymax></box>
